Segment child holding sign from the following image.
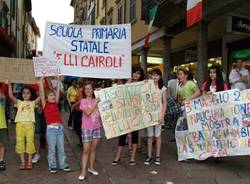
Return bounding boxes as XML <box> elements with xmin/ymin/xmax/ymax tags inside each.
<box><xmin>78</xmin><ymin>81</ymin><xmax>101</xmax><ymax>181</ymax></box>
<box><xmin>39</xmin><ymin>77</ymin><xmax>71</xmax><ymax>174</ymax></box>
<box><xmin>112</xmin><ymin>67</ymin><xmax>144</xmax><ymax>166</ymax></box>
<box><xmin>144</xmin><ymin>69</ymin><xmax>167</xmax><ymax>165</ymax></box>
<box><xmin>201</xmin><ymin>65</ymin><xmax>228</xmax><ymax>94</ymax></box>
<box><xmin>8</xmin><ymin>83</ymin><xmax>40</xmax><ymax>170</ymax></box>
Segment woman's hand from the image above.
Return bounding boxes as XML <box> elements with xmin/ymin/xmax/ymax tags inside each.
<box><xmin>160</xmin><ymin>112</ymin><xmax>164</xmax><ymax>124</ymax></box>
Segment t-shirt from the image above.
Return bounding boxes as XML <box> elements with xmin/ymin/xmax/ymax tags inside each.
<box><xmin>201</xmin><ymin>80</ymin><xmax>228</xmax><ymax>93</ymax></box>
<box><xmin>167</xmin><ymin>79</ymin><xmax>178</xmax><ymax>99</ymax></box>
<box><xmin>43</xmin><ymin>102</ymin><xmax>62</xmax><ymax>125</ymax></box>
<box><xmin>15</xmin><ymin>100</ymin><xmax>35</xmax><ymax>123</ymax></box>
<box><xmin>178</xmin><ymin>81</ymin><xmax>198</xmax><ymax>102</ymax></box>
<box><xmin>80</xmin><ymin>98</ymin><xmax>100</xmax><ymax>129</ymax></box>
<box><xmin>157</xmin><ymin>86</ymin><xmax>167</xmax><ymax>112</ymax></box>
<box><xmin>229</xmin><ymin>68</ymin><xmax>249</xmax><ymax>90</ymax></box>
<box><xmin>67</xmin><ymin>86</ymin><xmax>78</xmax><ymax>103</ymax></box>
<box><xmin>0</xmin><ymin>95</ymin><xmax>7</xmax><ymax>129</ymax></box>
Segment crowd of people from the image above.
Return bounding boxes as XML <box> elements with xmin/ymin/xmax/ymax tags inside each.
<box><xmin>0</xmin><ymin>58</ymin><xmax>249</xmax><ymax>181</ymax></box>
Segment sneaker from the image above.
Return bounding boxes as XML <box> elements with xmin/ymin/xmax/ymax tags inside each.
<box><xmin>88</xmin><ymin>168</ymin><xmax>99</xmax><ymax>175</ymax></box>
<box><xmin>155</xmin><ymin>157</ymin><xmax>161</xmax><ymax>165</ymax></box>
<box><xmin>32</xmin><ymin>154</ymin><xmax>40</xmax><ymax>163</ymax></box>
<box><xmin>0</xmin><ymin>161</ymin><xmax>6</xmax><ymax>170</ymax></box>
<box><xmin>49</xmin><ymin>168</ymin><xmax>57</xmax><ymax>174</ymax></box>
<box><xmin>144</xmin><ymin>156</ymin><xmax>152</xmax><ymax>165</ymax></box>
<box><xmin>63</xmin><ymin>166</ymin><xmax>71</xmax><ymax>172</ymax></box>
<box><xmin>111</xmin><ymin>159</ymin><xmax>120</xmax><ymax>166</ymax></box>
<box><xmin>78</xmin><ymin>175</ymin><xmax>85</xmax><ymax>181</ymax></box>
<box><xmin>129</xmin><ymin>161</ymin><xmax>136</xmax><ymax>166</ymax></box>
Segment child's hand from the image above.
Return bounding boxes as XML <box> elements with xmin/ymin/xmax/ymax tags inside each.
<box><xmin>40</xmin><ymin>77</ymin><xmax>45</xmax><ymax>83</ymax></box>
<box><xmin>56</xmin><ymin>75</ymin><xmax>61</xmax><ymax>82</ymax></box>
<box><xmin>160</xmin><ymin>112</ymin><xmax>164</xmax><ymax>124</ymax></box>
<box><xmin>96</xmin><ymin>97</ymin><xmax>100</xmax><ymax>103</ymax></box>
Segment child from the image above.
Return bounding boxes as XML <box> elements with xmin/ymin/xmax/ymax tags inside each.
<box><xmin>0</xmin><ymin>84</ymin><xmax>8</xmax><ymax>170</ymax></box>
<box><xmin>8</xmin><ymin>83</ymin><xmax>40</xmax><ymax>170</ymax></box>
<box><xmin>78</xmin><ymin>81</ymin><xmax>101</xmax><ymax>181</ymax></box>
<box><xmin>39</xmin><ymin>77</ymin><xmax>71</xmax><ymax>174</ymax></box>
<box><xmin>201</xmin><ymin>65</ymin><xmax>228</xmax><ymax>95</ymax></box>
<box><xmin>112</xmin><ymin>66</ymin><xmax>144</xmax><ymax>166</ymax></box>
<box><xmin>201</xmin><ymin>65</ymin><xmax>228</xmax><ymax>162</ymax></box>
<box><xmin>144</xmin><ymin>69</ymin><xmax>167</xmax><ymax>165</ymax></box>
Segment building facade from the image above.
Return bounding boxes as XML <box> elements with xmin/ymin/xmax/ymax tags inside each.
<box><xmin>141</xmin><ymin>0</ymin><xmax>250</xmax><ymax>85</ymax></box>
<box><xmin>70</xmin><ymin>0</ymin><xmax>250</xmax><ymax>85</ymax></box>
<box><xmin>0</xmin><ymin>0</ymin><xmax>39</xmax><ymax>58</ymax></box>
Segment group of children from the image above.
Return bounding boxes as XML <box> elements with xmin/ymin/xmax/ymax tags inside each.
<box><xmin>0</xmin><ymin>63</ymin><xmax>229</xmax><ymax>181</ymax></box>
<box><xmin>0</xmin><ymin>78</ymin><xmax>71</xmax><ymax>172</ymax></box>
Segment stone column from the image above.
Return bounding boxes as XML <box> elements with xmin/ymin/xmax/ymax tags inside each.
<box><xmin>162</xmin><ymin>35</ymin><xmax>173</xmax><ymax>86</ymax></box>
<box><xmin>197</xmin><ymin>21</ymin><xmax>208</xmax><ymax>87</ymax></box>
<box><xmin>140</xmin><ymin>47</ymin><xmax>148</xmax><ymax>75</ymax></box>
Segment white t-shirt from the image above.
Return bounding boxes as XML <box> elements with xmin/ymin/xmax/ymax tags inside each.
<box><xmin>229</xmin><ymin>68</ymin><xmax>249</xmax><ymax>90</ymax></box>
<box><xmin>157</xmin><ymin>86</ymin><xmax>167</xmax><ymax>112</ymax></box>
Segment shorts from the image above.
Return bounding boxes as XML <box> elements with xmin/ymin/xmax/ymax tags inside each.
<box><xmin>0</xmin><ymin>128</ymin><xmax>9</xmax><ymax>145</ymax></box>
<box><xmin>147</xmin><ymin>124</ymin><xmax>162</xmax><ymax>137</ymax></box>
<box><xmin>35</xmin><ymin>112</ymin><xmax>46</xmax><ymax>140</ymax></box>
<box><xmin>81</xmin><ymin>128</ymin><xmax>101</xmax><ymax>143</ymax></box>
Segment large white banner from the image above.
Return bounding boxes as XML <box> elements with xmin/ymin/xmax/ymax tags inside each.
<box><xmin>43</xmin><ymin>22</ymin><xmax>131</xmax><ymax>79</ymax></box>
<box><xmin>176</xmin><ymin>89</ymin><xmax>250</xmax><ymax>161</ymax></box>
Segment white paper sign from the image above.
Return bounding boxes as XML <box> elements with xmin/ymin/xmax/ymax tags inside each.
<box><xmin>176</xmin><ymin>89</ymin><xmax>250</xmax><ymax>161</ymax></box>
<box><xmin>33</xmin><ymin>57</ymin><xmax>61</xmax><ymax>77</ymax></box>
<box><xmin>43</xmin><ymin>22</ymin><xmax>131</xmax><ymax>79</ymax></box>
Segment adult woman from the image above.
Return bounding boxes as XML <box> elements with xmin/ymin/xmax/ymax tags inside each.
<box><xmin>177</xmin><ymin>68</ymin><xmax>200</xmax><ymax>105</ymax></box>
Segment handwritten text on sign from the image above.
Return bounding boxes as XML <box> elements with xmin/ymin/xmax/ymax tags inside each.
<box><xmin>33</xmin><ymin>57</ymin><xmax>61</xmax><ymax>77</ymax></box>
<box><xmin>0</xmin><ymin>57</ymin><xmax>37</xmax><ymax>84</ymax></box>
<box><xmin>176</xmin><ymin>89</ymin><xmax>250</xmax><ymax>161</ymax></box>
<box><xmin>43</xmin><ymin>22</ymin><xmax>131</xmax><ymax>79</ymax></box>
<box><xmin>95</xmin><ymin>81</ymin><xmax>160</xmax><ymax>139</ymax></box>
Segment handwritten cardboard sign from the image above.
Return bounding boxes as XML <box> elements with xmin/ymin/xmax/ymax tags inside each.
<box><xmin>95</xmin><ymin>80</ymin><xmax>160</xmax><ymax>139</ymax></box>
<box><xmin>33</xmin><ymin>57</ymin><xmax>61</xmax><ymax>77</ymax></box>
<box><xmin>0</xmin><ymin>57</ymin><xmax>37</xmax><ymax>84</ymax></box>
<box><xmin>43</xmin><ymin>22</ymin><xmax>131</xmax><ymax>79</ymax></box>
<box><xmin>176</xmin><ymin>89</ymin><xmax>250</xmax><ymax>161</ymax></box>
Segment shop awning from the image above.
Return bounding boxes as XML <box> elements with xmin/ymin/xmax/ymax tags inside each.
<box><xmin>230</xmin><ymin>48</ymin><xmax>250</xmax><ymax>61</ymax></box>
<box><xmin>0</xmin><ymin>26</ymin><xmax>16</xmax><ymax>51</ymax></box>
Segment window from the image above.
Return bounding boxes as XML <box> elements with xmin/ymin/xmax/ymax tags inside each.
<box><xmin>96</xmin><ymin>0</ymin><xmax>99</xmax><ymax>17</ymax></box>
<box><xmin>107</xmin><ymin>9</ymin><xmax>113</xmax><ymax>25</ymax></box>
<box><xmin>129</xmin><ymin>0</ymin><xmax>136</xmax><ymax>22</ymax></box>
<box><xmin>0</xmin><ymin>6</ymin><xmax>8</xmax><ymax>30</ymax></box>
<box><xmin>102</xmin><ymin>0</ymin><xmax>106</xmax><ymax>9</ymax></box>
<box><xmin>117</xmin><ymin>5</ymin><xmax>123</xmax><ymax>24</ymax></box>
<box><xmin>10</xmin><ymin>0</ymin><xmax>16</xmax><ymax>18</ymax></box>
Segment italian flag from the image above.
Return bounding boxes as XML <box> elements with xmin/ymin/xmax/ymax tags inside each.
<box><xmin>187</xmin><ymin>0</ymin><xmax>203</xmax><ymax>27</ymax></box>
<box><xmin>144</xmin><ymin>4</ymin><xmax>158</xmax><ymax>48</ymax></box>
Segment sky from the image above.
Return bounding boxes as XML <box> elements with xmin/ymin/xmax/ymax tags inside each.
<box><xmin>32</xmin><ymin>0</ymin><xmax>74</xmax><ymax>51</ymax></box>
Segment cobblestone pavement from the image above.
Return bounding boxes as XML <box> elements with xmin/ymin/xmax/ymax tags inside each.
<box><xmin>1</xmin><ymin>111</ymin><xmax>250</xmax><ymax>184</ymax></box>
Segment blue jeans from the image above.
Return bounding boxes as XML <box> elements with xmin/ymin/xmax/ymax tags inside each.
<box><xmin>46</xmin><ymin>125</ymin><xmax>68</xmax><ymax>169</ymax></box>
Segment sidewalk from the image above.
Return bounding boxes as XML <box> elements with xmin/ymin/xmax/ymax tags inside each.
<box><xmin>1</xmin><ymin>111</ymin><xmax>250</xmax><ymax>184</ymax></box>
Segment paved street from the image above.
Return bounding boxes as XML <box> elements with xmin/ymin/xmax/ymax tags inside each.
<box><xmin>1</xmin><ymin>111</ymin><xmax>250</xmax><ymax>184</ymax></box>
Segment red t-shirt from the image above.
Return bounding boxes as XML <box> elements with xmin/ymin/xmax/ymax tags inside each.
<box><xmin>43</xmin><ymin>102</ymin><xmax>62</xmax><ymax>125</ymax></box>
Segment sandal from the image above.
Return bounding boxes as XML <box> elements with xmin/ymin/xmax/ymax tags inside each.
<box><xmin>19</xmin><ymin>162</ymin><xmax>25</xmax><ymax>170</ymax></box>
<box><xmin>26</xmin><ymin>162</ymin><xmax>33</xmax><ymax>169</ymax></box>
